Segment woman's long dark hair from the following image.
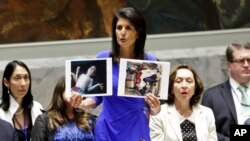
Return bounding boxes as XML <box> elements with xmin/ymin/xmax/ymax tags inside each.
<box><xmin>0</xmin><ymin>60</ymin><xmax>33</xmax><ymax>111</ymax></box>
<box><xmin>110</xmin><ymin>7</ymin><xmax>147</xmax><ymax>62</ymax></box>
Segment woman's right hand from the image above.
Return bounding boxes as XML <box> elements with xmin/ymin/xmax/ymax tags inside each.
<box><xmin>70</xmin><ymin>91</ymin><xmax>97</xmax><ymax>110</ymax></box>
<box><xmin>70</xmin><ymin>91</ymin><xmax>85</xmax><ymax>109</ymax></box>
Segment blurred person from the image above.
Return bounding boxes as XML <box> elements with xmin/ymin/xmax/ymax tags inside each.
<box><xmin>0</xmin><ymin>118</ymin><xmax>17</xmax><ymax>141</ymax></box>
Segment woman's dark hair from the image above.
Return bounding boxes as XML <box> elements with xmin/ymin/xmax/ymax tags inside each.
<box><xmin>110</xmin><ymin>7</ymin><xmax>147</xmax><ymax>62</ymax></box>
<box><xmin>166</xmin><ymin>64</ymin><xmax>204</xmax><ymax>106</ymax></box>
<box><xmin>0</xmin><ymin>60</ymin><xmax>33</xmax><ymax>111</ymax></box>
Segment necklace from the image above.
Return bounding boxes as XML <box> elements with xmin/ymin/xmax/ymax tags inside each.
<box><xmin>15</xmin><ymin>108</ymin><xmax>24</xmax><ymax>115</ymax></box>
<box><xmin>13</xmin><ymin>110</ymin><xmax>28</xmax><ymax>141</ymax></box>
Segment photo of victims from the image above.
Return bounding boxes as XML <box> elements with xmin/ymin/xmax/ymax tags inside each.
<box><xmin>118</xmin><ymin>59</ymin><xmax>170</xmax><ymax>99</ymax></box>
<box><xmin>65</xmin><ymin>58</ymin><xmax>112</xmax><ymax>97</ymax></box>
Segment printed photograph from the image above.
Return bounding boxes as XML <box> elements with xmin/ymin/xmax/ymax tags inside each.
<box><xmin>65</xmin><ymin>58</ymin><xmax>112</xmax><ymax>97</ymax></box>
<box><xmin>118</xmin><ymin>58</ymin><xmax>170</xmax><ymax>99</ymax></box>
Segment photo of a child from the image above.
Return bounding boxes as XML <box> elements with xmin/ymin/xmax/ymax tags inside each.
<box><xmin>65</xmin><ymin>58</ymin><xmax>112</xmax><ymax>96</ymax></box>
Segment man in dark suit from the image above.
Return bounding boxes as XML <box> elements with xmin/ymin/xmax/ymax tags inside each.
<box><xmin>201</xmin><ymin>40</ymin><xmax>250</xmax><ymax>141</ymax></box>
<box><xmin>0</xmin><ymin>119</ymin><xmax>17</xmax><ymax>141</ymax></box>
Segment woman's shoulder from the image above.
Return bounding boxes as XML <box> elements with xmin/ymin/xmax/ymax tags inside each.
<box><xmin>33</xmin><ymin>101</ymin><xmax>43</xmax><ymax>109</ymax></box>
<box><xmin>197</xmin><ymin>104</ymin><xmax>212</xmax><ymax>110</ymax></box>
<box><xmin>154</xmin><ymin>104</ymin><xmax>171</xmax><ymax>116</ymax></box>
<box><xmin>145</xmin><ymin>53</ymin><xmax>157</xmax><ymax>61</ymax></box>
<box><xmin>150</xmin><ymin>104</ymin><xmax>169</xmax><ymax>120</ymax></box>
<box><xmin>32</xmin><ymin>101</ymin><xmax>44</xmax><ymax>116</ymax></box>
<box><xmin>96</xmin><ymin>50</ymin><xmax>111</xmax><ymax>58</ymax></box>
<box><xmin>196</xmin><ymin>104</ymin><xmax>214</xmax><ymax>115</ymax></box>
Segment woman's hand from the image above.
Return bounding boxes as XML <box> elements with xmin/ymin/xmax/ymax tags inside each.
<box><xmin>145</xmin><ymin>93</ymin><xmax>161</xmax><ymax>115</ymax></box>
<box><xmin>70</xmin><ymin>91</ymin><xmax>97</xmax><ymax>110</ymax></box>
<box><xmin>70</xmin><ymin>91</ymin><xmax>85</xmax><ymax>109</ymax></box>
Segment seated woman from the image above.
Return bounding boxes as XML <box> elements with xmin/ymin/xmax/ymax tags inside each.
<box><xmin>31</xmin><ymin>75</ymin><xmax>96</xmax><ymax>140</ymax></box>
<box><xmin>149</xmin><ymin>64</ymin><xmax>218</xmax><ymax>141</ymax></box>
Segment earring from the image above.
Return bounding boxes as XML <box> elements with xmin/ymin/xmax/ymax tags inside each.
<box><xmin>7</xmin><ymin>88</ymin><xmax>10</xmax><ymax>94</ymax></box>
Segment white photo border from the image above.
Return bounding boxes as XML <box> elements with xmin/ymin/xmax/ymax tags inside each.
<box><xmin>118</xmin><ymin>58</ymin><xmax>170</xmax><ymax>99</ymax></box>
<box><xmin>65</xmin><ymin>58</ymin><xmax>112</xmax><ymax>97</ymax></box>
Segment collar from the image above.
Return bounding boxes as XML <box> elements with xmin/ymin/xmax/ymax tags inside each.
<box><xmin>9</xmin><ymin>94</ymin><xmax>20</xmax><ymax>117</ymax></box>
<box><xmin>230</xmin><ymin>77</ymin><xmax>242</xmax><ymax>91</ymax></box>
<box><xmin>230</xmin><ymin>77</ymin><xmax>250</xmax><ymax>90</ymax></box>
<box><xmin>167</xmin><ymin>104</ymin><xmax>202</xmax><ymax>117</ymax></box>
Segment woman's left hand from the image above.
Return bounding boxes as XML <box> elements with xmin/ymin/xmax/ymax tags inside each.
<box><xmin>145</xmin><ymin>93</ymin><xmax>161</xmax><ymax>115</ymax></box>
<box><xmin>70</xmin><ymin>92</ymin><xmax>84</xmax><ymax>108</ymax></box>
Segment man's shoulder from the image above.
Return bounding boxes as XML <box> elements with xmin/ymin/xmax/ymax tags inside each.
<box><xmin>205</xmin><ymin>80</ymin><xmax>229</xmax><ymax>92</ymax></box>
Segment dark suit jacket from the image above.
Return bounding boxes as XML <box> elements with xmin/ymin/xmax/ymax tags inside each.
<box><xmin>201</xmin><ymin>80</ymin><xmax>238</xmax><ymax>141</ymax></box>
<box><xmin>244</xmin><ymin>118</ymin><xmax>250</xmax><ymax>125</ymax></box>
<box><xmin>0</xmin><ymin>119</ymin><xmax>17</xmax><ymax>141</ymax></box>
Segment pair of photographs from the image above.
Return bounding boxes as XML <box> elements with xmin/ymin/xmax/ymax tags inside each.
<box><xmin>65</xmin><ymin>58</ymin><xmax>170</xmax><ymax>99</ymax></box>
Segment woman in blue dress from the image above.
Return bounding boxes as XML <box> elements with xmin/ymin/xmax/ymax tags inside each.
<box><xmin>71</xmin><ymin>7</ymin><xmax>161</xmax><ymax>141</ymax></box>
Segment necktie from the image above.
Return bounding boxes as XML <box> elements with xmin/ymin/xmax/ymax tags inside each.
<box><xmin>238</xmin><ymin>85</ymin><xmax>250</xmax><ymax>116</ymax></box>
<box><xmin>180</xmin><ymin>119</ymin><xmax>197</xmax><ymax>141</ymax></box>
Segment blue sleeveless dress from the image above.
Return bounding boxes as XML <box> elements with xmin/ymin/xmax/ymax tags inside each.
<box><xmin>92</xmin><ymin>50</ymin><xmax>157</xmax><ymax>141</ymax></box>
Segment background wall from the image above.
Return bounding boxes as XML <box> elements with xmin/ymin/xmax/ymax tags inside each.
<box><xmin>0</xmin><ymin>28</ymin><xmax>249</xmax><ymax>115</ymax></box>
<box><xmin>1</xmin><ymin>0</ymin><xmax>249</xmax><ymax>44</ymax></box>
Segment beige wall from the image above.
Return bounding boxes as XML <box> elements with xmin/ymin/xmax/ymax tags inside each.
<box><xmin>0</xmin><ymin>28</ymin><xmax>249</xmax><ymax>115</ymax></box>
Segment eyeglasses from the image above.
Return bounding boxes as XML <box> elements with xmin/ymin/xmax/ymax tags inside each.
<box><xmin>232</xmin><ymin>58</ymin><xmax>250</xmax><ymax>65</ymax></box>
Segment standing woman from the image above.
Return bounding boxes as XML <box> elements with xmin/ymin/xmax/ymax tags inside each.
<box><xmin>71</xmin><ymin>7</ymin><xmax>161</xmax><ymax>141</ymax></box>
<box><xmin>149</xmin><ymin>64</ymin><xmax>217</xmax><ymax>141</ymax></box>
<box><xmin>0</xmin><ymin>60</ymin><xmax>43</xmax><ymax>141</ymax></box>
